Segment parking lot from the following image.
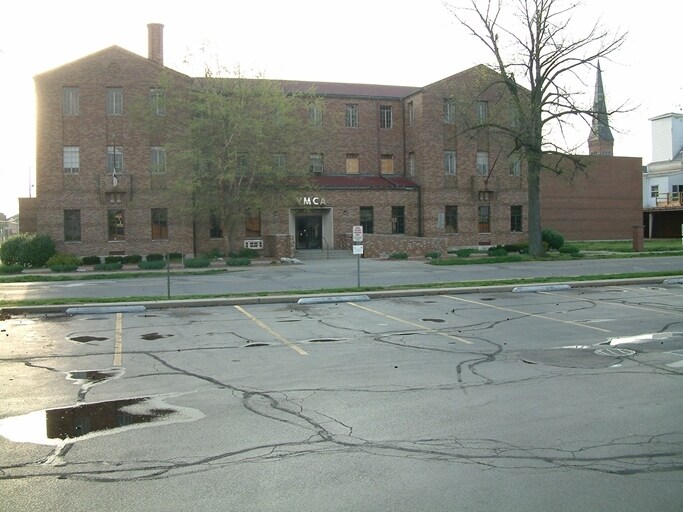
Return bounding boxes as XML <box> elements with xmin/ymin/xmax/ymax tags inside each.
<box><xmin>1</xmin><ymin>282</ymin><xmax>682</xmax><ymax>511</ymax></box>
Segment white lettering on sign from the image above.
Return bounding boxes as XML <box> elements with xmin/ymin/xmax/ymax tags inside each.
<box><xmin>298</xmin><ymin>197</ymin><xmax>327</xmax><ymax>206</ymax></box>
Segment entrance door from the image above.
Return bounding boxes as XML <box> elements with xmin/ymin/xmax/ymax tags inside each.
<box><xmin>296</xmin><ymin>215</ymin><xmax>322</xmax><ymax>250</ymax></box>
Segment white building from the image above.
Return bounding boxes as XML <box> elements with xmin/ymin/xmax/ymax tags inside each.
<box><xmin>643</xmin><ymin>112</ymin><xmax>683</xmax><ymax>237</ymax></box>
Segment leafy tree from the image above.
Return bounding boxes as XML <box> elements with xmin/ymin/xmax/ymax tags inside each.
<box><xmin>174</xmin><ymin>66</ymin><xmax>320</xmax><ymax>255</ymax></box>
<box><xmin>446</xmin><ymin>0</ymin><xmax>626</xmax><ymax>256</ymax></box>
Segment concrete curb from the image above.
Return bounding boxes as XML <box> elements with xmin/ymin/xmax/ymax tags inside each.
<box><xmin>2</xmin><ymin>275</ymin><xmax>680</xmax><ymax>315</ymax></box>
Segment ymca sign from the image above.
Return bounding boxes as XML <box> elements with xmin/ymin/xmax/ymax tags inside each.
<box><xmin>297</xmin><ymin>196</ymin><xmax>327</xmax><ymax>206</ymax></box>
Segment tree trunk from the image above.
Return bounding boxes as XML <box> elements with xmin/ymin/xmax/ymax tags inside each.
<box><xmin>527</xmin><ymin>154</ymin><xmax>544</xmax><ymax>257</ymax></box>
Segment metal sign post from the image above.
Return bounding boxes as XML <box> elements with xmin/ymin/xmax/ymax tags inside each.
<box><xmin>352</xmin><ymin>226</ymin><xmax>363</xmax><ymax>288</ymax></box>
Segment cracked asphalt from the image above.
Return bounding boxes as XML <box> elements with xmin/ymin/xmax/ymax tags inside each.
<box><xmin>1</xmin><ymin>282</ymin><xmax>682</xmax><ymax>511</ymax></box>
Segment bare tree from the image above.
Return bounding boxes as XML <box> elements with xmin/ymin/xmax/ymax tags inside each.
<box><xmin>446</xmin><ymin>0</ymin><xmax>626</xmax><ymax>256</ymax></box>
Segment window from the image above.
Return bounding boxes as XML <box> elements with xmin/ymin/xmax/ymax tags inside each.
<box><xmin>309</xmin><ymin>153</ymin><xmax>324</xmax><ymax>174</ymax></box>
<box><xmin>151</xmin><ymin>208</ymin><xmax>168</xmax><ymax>240</ymax></box>
<box><xmin>380</xmin><ymin>106</ymin><xmax>393</xmax><ymax>128</ymax></box>
<box><xmin>150</xmin><ymin>88</ymin><xmax>165</xmax><ymax>116</ymax></box>
<box><xmin>309</xmin><ymin>104</ymin><xmax>322</xmax><ymax>126</ymax></box>
<box><xmin>209</xmin><ymin>212</ymin><xmax>223</xmax><ymax>239</ymax></box>
<box><xmin>273</xmin><ymin>153</ymin><xmax>287</xmax><ymax>171</ymax></box>
<box><xmin>360</xmin><ymin>206</ymin><xmax>374</xmax><ymax>234</ymax></box>
<box><xmin>107</xmin><ymin>146</ymin><xmax>123</xmax><ymax>174</ymax></box>
<box><xmin>443</xmin><ymin>98</ymin><xmax>455</xmax><ymax>123</ymax></box>
<box><xmin>407</xmin><ymin>101</ymin><xmax>414</xmax><ymax>126</ymax></box>
<box><xmin>509</xmin><ymin>153</ymin><xmax>521</xmax><ymax>176</ymax></box>
<box><xmin>150</xmin><ymin>147</ymin><xmax>166</xmax><ymax>174</ymax></box>
<box><xmin>108</xmin><ymin>209</ymin><xmax>125</xmax><ymax>241</ymax></box>
<box><xmin>476</xmin><ymin>151</ymin><xmax>489</xmax><ymax>176</ymax></box>
<box><xmin>673</xmin><ymin>185</ymin><xmax>682</xmax><ymax>201</ymax></box>
<box><xmin>444</xmin><ymin>151</ymin><xmax>456</xmax><ymax>176</ymax></box>
<box><xmin>391</xmin><ymin>206</ymin><xmax>405</xmax><ymax>234</ymax></box>
<box><xmin>345</xmin><ymin>104</ymin><xmax>358</xmax><ymax>127</ymax></box>
<box><xmin>478</xmin><ymin>205</ymin><xmax>490</xmax><ymax>233</ymax></box>
<box><xmin>62</xmin><ymin>87</ymin><xmax>79</xmax><ymax>115</ymax></box>
<box><xmin>445</xmin><ymin>205</ymin><xmax>458</xmax><ymax>233</ymax></box>
<box><xmin>650</xmin><ymin>185</ymin><xmax>659</xmax><ymax>199</ymax></box>
<box><xmin>64</xmin><ymin>210</ymin><xmax>81</xmax><ymax>242</ymax></box>
<box><xmin>511</xmin><ymin>205</ymin><xmax>523</xmax><ymax>232</ymax></box>
<box><xmin>245</xmin><ymin>209</ymin><xmax>261</xmax><ymax>237</ymax></box>
<box><xmin>476</xmin><ymin>101</ymin><xmax>488</xmax><ymax>123</ymax></box>
<box><xmin>106</xmin><ymin>87</ymin><xmax>123</xmax><ymax>115</ymax></box>
<box><xmin>380</xmin><ymin>154</ymin><xmax>394</xmax><ymax>175</ymax></box>
<box><xmin>63</xmin><ymin>146</ymin><xmax>80</xmax><ymax>174</ymax></box>
<box><xmin>408</xmin><ymin>152</ymin><xmax>416</xmax><ymax>176</ymax></box>
<box><xmin>346</xmin><ymin>154</ymin><xmax>359</xmax><ymax>174</ymax></box>
<box><xmin>106</xmin><ymin>192</ymin><xmax>124</xmax><ymax>204</ymax></box>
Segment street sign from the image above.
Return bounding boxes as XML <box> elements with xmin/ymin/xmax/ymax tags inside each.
<box><xmin>353</xmin><ymin>245</ymin><xmax>363</xmax><ymax>255</ymax></box>
<box><xmin>352</xmin><ymin>225</ymin><xmax>363</xmax><ymax>242</ymax></box>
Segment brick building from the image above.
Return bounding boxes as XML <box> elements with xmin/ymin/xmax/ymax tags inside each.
<box><xmin>19</xmin><ymin>25</ymin><xmax>641</xmax><ymax>260</ymax></box>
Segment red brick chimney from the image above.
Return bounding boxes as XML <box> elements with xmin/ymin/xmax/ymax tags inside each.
<box><xmin>147</xmin><ymin>23</ymin><xmax>164</xmax><ymax>65</ymax></box>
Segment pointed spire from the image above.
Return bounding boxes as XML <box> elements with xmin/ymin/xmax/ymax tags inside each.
<box><xmin>588</xmin><ymin>61</ymin><xmax>614</xmax><ymax>156</ymax></box>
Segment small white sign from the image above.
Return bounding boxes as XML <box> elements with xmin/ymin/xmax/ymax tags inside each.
<box><xmin>352</xmin><ymin>225</ymin><xmax>363</xmax><ymax>242</ymax></box>
<box><xmin>353</xmin><ymin>245</ymin><xmax>364</xmax><ymax>255</ymax></box>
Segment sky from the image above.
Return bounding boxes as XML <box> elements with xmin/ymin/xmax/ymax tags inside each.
<box><xmin>1</xmin><ymin>0</ymin><xmax>681</xmax><ymax>217</ymax></box>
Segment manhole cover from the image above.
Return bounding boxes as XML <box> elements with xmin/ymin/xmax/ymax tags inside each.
<box><xmin>594</xmin><ymin>347</ymin><xmax>636</xmax><ymax>357</ymax></box>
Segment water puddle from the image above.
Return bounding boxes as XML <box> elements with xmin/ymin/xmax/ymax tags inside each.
<box><xmin>140</xmin><ymin>332</ymin><xmax>174</xmax><ymax>341</ymax></box>
<box><xmin>69</xmin><ymin>335</ymin><xmax>108</xmax><ymax>343</ymax></box>
<box><xmin>68</xmin><ymin>368</ymin><xmax>124</xmax><ymax>386</ymax></box>
<box><xmin>422</xmin><ymin>318</ymin><xmax>445</xmax><ymax>323</ymax></box>
<box><xmin>0</xmin><ymin>396</ymin><xmax>204</xmax><ymax>446</ymax></box>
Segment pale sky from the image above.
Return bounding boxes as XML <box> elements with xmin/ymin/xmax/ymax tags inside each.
<box><xmin>1</xmin><ymin>0</ymin><xmax>680</xmax><ymax>217</ymax></box>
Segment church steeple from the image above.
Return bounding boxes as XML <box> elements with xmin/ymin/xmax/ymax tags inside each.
<box><xmin>588</xmin><ymin>61</ymin><xmax>614</xmax><ymax>156</ymax></box>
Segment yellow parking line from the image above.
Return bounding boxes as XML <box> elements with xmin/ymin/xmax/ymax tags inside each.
<box><xmin>113</xmin><ymin>313</ymin><xmax>123</xmax><ymax>367</ymax></box>
<box><xmin>444</xmin><ymin>295</ymin><xmax>611</xmax><ymax>333</ymax></box>
<box><xmin>348</xmin><ymin>302</ymin><xmax>473</xmax><ymax>344</ymax></box>
<box><xmin>234</xmin><ymin>305</ymin><xmax>308</xmax><ymax>356</ymax></box>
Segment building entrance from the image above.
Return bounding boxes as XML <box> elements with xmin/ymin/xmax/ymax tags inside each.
<box><xmin>296</xmin><ymin>215</ymin><xmax>323</xmax><ymax>250</ymax></box>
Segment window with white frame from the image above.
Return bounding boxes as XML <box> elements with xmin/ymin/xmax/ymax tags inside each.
<box><xmin>106</xmin><ymin>87</ymin><xmax>123</xmax><ymax>115</ymax></box>
<box><xmin>107</xmin><ymin>146</ymin><xmax>123</xmax><ymax>174</ymax></box>
<box><xmin>444</xmin><ymin>150</ymin><xmax>456</xmax><ymax>175</ymax></box>
<box><xmin>309</xmin><ymin>153</ymin><xmax>324</xmax><ymax>174</ymax></box>
<box><xmin>62</xmin><ymin>87</ymin><xmax>79</xmax><ymax>116</ymax></box>
<box><xmin>345</xmin><ymin>104</ymin><xmax>358</xmax><ymax>127</ymax></box>
<box><xmin>445</xmin><ymin>205</ymin><xmax>458</xmax><ymax>233</ymax></box>
<box><xmin>150</xmin><ymin>146</ymin><xmax>166</xmax><ymax>174</ymax></box>
<box><xmin>443</xmin><ymin>98</ymin><xmax>455</xmax><ymax>124</ymax></box>
<box><xmin>407</xmin><ymin>101</ymin><xmax>415</xmax><ymax>126</ymax></box>
<box><xmin>650</xmin><ymin>185</ymin><xmax>659</xmax><ymax>198</ymax></box>
<box><xmin>476</xmin><ymin>151</ymin><xmax>489</xmax><ymax>176</ymax></box>
<box><xmin>309</xmin><ymin>104</ymin><xmax>322</xmax><ymax>126</ymax></box>
<box><xmin>380</xmin><ymin>106</ymin><xmax>393</xmax><ymax>128</ymax></box>
<box><xmin>149</xmin><ymin>88</ymin><xmax>165</xmax><ymax>116</ymax></box>
<box><xmin>476</xmin><ymin>101</ymin><xmax>488</xmax><ymax>123</ymax></box>
<box><xmin>63</xmin><ymin>146</ymin><xmax>80</xmax><ymax>174</ymax></box>
<box><xmin>408</xmin><ymin>152</ymin><xmax>416</xmax><ymax>176</ymax></box>
<box><xmin>273</xmin><ymin>153</ymin><xmax>287</xmax><ymax>171</ymax></box>
<box><xmin>64</xmin><ymin>209</ymin><xmax>81</xmax><ymax>242</ymax></box>
<box><xmin>478</xmin><ymin>205</ymin><xmax>491</xmax><ymax>233</ymax></box>
<box><xmin>510</xmin><ymin>205</ymin><xmax>523</xmax><ymax>232</ymax></box>
<box><xmin>673</xmin><ymin>185</ymin><xmax>682</xmax><ymax>201</ymax></box>
<box><xmin>509</xmin><ymin>153</ymin><xmax>521</xmax><ymax>176</ymax></box>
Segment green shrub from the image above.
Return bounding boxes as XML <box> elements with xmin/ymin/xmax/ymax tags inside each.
<box><xmin>487</xmin><ymin>245</ymin><xmax>508</xmax><ymax>257</ymax></box>
<box><xmin>49</xmin><ymin>264</ymin><xmax>79</xmax><ymax>273</ymax></box>
<box><xmin>46</xmin><ymin>253</ymin><xmax>81</xmax><ymax>267</ymax></box>
<box><xmin>0</xmin><ymin>264</ymin><xmax>23</xmax><ymax>274</ymax></box>
<box><xmin>504</xmin><ymin>243</ymin><xmax>528</xmax><ymax>253</ymax></box>
<box><xmin>138</xmin><ymin>260</ymin><xmax>166</xmax><ymax>270</ymax></box>
<box><xmin>94</xmin><ymin>262</ymin><xmax>123</xmax><ymax>271</ymax></box>
<box><xmin>0</xmin><ymin>234</ymin><xmax>30</xmax><ymax>265</ymax></box>
<box><xmin>203</xmin><ymin>248</ymin><xmax>222</xmax><ymax>260</ymax></box>
<box><xmin>104</xmin><ymin>256</ymin><xmax>123</xmax><ymax>264</ymax></box>
<box><xmin>388</xmin><ymin>252</ymin><xmax>408</xmax><ymax>260</ymax></box>
<box><xmin>226</xmin><ymin>257</ymin><xmax>251</xmax><ymax>266</ymax></box>
<box><xmin>542</xmin><ymin>228</ymin><xmax>565</xmax><ymax>251</ymax></box>
<box><xmin>1</xmin><ymin>233</ymin><xmax>56</xmax><ymax>267</ymax></box>
<box><xmin>82</xmin><ymin>255</ymin><xmax>102</xmax><ymax>265</ymax></box>
<box><xmin>453</xmin><ymin>248</ymin><xmax>477</xmax><ymax>258</ymax></box>
<box><xmin>559</xmin><ymin>245</ymin><xmax>580</xmax><ymax>254</ymax></box>
<box><xmin>425</xmin><ymin>251</ymin><xmax>441</xmax><ymax>259</ymax></box>
<box><xmin>184</xmin><ymin>258</ymin><xmax>211</xmax><ymax>268</ymax></box>
<box><xmin>168</xmin><ymin>252</ymin><xmax>183</xmax><ymax>261</ymax></box>
<box><xmin>122</xmin><ymin>254</ymin><xmax>142</xmax><ymax>264</ymax></box>
<box><xmin>146</xmin><ymin>253</ymin><xmax>165</xmax><ymax>262</ymax></box>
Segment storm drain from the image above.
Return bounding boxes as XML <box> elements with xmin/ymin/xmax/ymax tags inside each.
<box><xmin>594</xmin><ymin>347</ymin><xmax>636</xmax><ymax>357</ymax></box>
